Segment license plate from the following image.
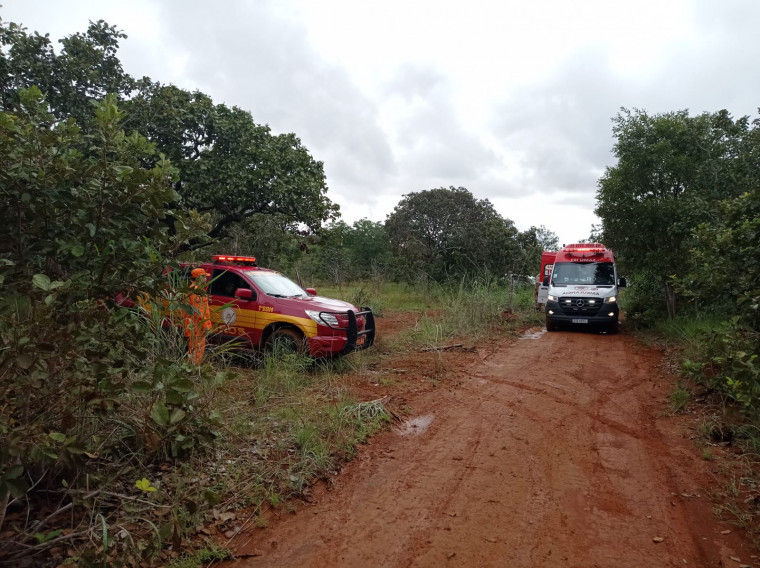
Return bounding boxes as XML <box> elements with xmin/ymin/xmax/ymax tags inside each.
<box><xmin>572</xmin><ymin>318</ymin><xmax>588</xmax><ymax>324</ymax></box>
<box><xmin>356</xmin><ymin>336</ymin><xmax>365</xmax><ymax>346</ymax></box>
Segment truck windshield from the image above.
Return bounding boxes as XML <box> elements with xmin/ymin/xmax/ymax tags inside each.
<box><xmin>551</xmin><ymin>262</ymin><xmax>614</xmax><ymax>286</ymax></box>
<box><xmin>248</xmin><ymin>273</ymin><xmax>307</xmax><ymax>298</ymax></box>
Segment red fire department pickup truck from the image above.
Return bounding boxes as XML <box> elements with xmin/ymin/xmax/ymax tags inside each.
<box><xmin>181</xmin><ymin>255</ymin><xmax>375</xmax><ymax>357</ymax></box>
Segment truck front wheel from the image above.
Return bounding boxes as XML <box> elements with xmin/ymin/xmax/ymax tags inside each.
<box><xmin>546</xmin><ymin>319</ymin><xmax>557</xmax><ymax>332</ymax></box>
<box><xmin>266</xmin><ymin>328</ymin><xmax>307</xmax><ymax>356</ymax></box>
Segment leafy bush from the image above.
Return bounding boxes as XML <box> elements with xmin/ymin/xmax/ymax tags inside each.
<box><xmin>0</xmin><ymin>90</ymin><xmax>225</xmax><ymax>563</ymax></box>
<box><xmin>620</xmin><ymin>270</ymin><xmax>668</xmax><ymax>328</ymax></box>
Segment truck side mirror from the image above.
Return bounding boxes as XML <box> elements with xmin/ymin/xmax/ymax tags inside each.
<box><xmin>235</xmin><ymin>288</ymin><xmax>255</xmax><ymax>300</ymax></box>
<box><xmin>542</xmin><ymin>276</ymin><xmax>550</xmax><ymax>287</ymax></box>
<box><xmin>618</xmin><ymin>277</ymin><xmax>627</xmax><ymax>288</ymax></box>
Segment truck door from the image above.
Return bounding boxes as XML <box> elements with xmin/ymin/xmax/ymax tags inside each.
<box><xmin>209</xmin><ymin>269</ymin><xmax>259</xmax><ymax>347</ymax></box>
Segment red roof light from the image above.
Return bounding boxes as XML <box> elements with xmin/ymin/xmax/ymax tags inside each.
<box><xmin>212</xmin><ymin>254</ymin><xmax>258</xmax><ymax>266</ymax></box>
<box><xmin>565</xmin><ymin>243</ymin><xmax>606</xmax><ymax>252</ymax></box>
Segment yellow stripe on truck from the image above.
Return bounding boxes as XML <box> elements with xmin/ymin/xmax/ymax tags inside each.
<box><xmin>255</xmin><ymin>312</ymin><xmax>318</xmax><ymax>337</ymax></box>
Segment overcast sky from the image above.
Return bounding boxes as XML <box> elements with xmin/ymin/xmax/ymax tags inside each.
<box><xmin>2</xmin><ymin>1</ymin><xmax>759</xmax><ymax>246</ymax></box>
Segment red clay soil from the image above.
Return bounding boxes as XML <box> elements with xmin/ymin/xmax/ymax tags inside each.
<box><xmin>223</xmin><ymin>313</ymin><xmax>758</xmax><ymax>568</ymax></box>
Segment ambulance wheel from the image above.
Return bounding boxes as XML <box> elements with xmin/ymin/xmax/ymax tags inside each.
<box><xmin>546</xmin><ymin>320</ymin><xmax>557</xmax><ymax>332</ymax></box>
<box><xmin>267</xmin><ymin>328</ymin><xmax>306</xmax><ymax>356</ymax></box>
<box><xmin>605</xmin><ymin>322</ymin><xmax>619</xmax><ymax>335</ymax></box>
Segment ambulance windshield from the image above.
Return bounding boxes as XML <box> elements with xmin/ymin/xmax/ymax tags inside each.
<box><xmin>551</xmin><ymin>262</ymin><xmax>615</xmax><ymax>286</ymax></box>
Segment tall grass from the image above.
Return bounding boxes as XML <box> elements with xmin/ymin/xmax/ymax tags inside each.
<box><xmin>648</xmin><ymin>312</ymin><xmax>760</xmax><ymax>547</ymax></box>
<box><xmin>315</xmin><ymin>280</ymin><xmax>441</xmax><ymax>313</ymax></box>
<box><xmin>359</xmin><ymin>278</ymin><xmax>542</xmax><ymax>348</ymax></box>
<box><xmin>653</xmin><ymin>313</ymin><xmax>727</xmax><ymax>361</ymax></box>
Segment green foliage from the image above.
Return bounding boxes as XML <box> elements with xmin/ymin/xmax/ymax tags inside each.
<box><xmin>508</xmin><ymin>225</ymin><xmax>560</xmax><ymax>286</ymax></box>
<box><xmin>595</xmin><ymin>107</ymin><xmax>756</xmax><ymax>316</ymax></box>
<box><xmin>317</xmin><ymin>281</ymin><xmax>438</xmax><ymax>313</ymax></box>
<box><xmin>0</xmin><ymin>17</ymin><xmax>337</xmax><ymax>251</ymax></box>
<box><xmin>135</xmin><ymin>478</ymin><xmax>158</xmax><ymax>492</ymax></box>
<box><xmin>0</xmin><ymin>20</ymin><xmax>134</xmax><ymax>125</ymax></box>
<box><xmin>595</xmin><ymin>105</ymin><xmax>760</xmax><ymax>415</ymax></box>
<box><xmin>215</xmin><ymin>213</ymin><xmax>307</xmax><ymax>268</ymax></box>
<box><xmin>0</xmin><ymin>88</ymin><xmax>179</xmax><ymax>481</ymax></box>
<box><xmin>678</xmin><ymin>163</ymin><xmax>760</xmax><ymax>417</ymax></box>
<box><xmin>622</xmin><ymin>270</ymin><xmax>667</xmax><ymax>327</ymax></box>
<box><xmin>0</xmin><ymin>90</ymin><xmax>227</xmax><ymax>565</ymax></box>
<box><xmin>167</xmin><ymin>545</ymin><xmax>232</xmax><ymax>568</ymax></box>
<box><xmin>124</xmin><ymin>83</ymin><xmax>338</xmax><ymax>248</ymax></box>
<box><xmin>687</xmin><ymin>186</ymin><xmax>760</xmax><ymax>326</ymax></box>
<box><xmin>384</xmin><ymin>186</ymin><xmax>520</xmax><ymax>281</ymax></box>
<box><xmin>708</xmin><ymin>325</ymin><xmax>760</xmax><ymax>417</ymax></box>
<box><xmin>392</xmin><ymin>279</ymin><xmax>537</xmax><ymax>349</ymax></box>
<box><xmin>668</xmin><ymin>382</ymin><xmax>691</xmax><ymax>414</ymax></box>
<box><xmin>299</xmin><ymin>219</ymin><xmax>394</xmax><ymax>283</ymax></box>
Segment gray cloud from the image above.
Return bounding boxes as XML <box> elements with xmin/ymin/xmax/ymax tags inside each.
<box><xmin>490</xmin><ymin>47</ymin><xmax>622</xmax><ymax>207</ymax></box>
<box><xmin>152</xmin><ymin>0</ymin><xmax>396</xmax><ymax>214</ymax></box>
<box><xmin>385</xmin><ymin>63</ymin><xmax>501</xmax><ymax>186</ymax></box>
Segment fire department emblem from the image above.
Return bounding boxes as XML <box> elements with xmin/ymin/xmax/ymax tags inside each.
<box><xmin>222</xmin><ymin>307</ymin><xmax>237</xmax><ymax>326</ymax></box>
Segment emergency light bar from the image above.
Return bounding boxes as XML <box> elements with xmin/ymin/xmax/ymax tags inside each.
<box><xmin>212</xmin><ymin>254</ymin><xmax>258</xmax><ymax>266</ymax></box>
<box><xmin>565</xmin><ymin>243</ymin><xmax>605</xmax><ymax>252</ymax></box>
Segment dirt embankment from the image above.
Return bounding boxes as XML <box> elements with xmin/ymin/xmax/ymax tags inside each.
<box><xmin>223</xmin><ymin>315</ymin><xmax>757</xmax><ymax>568</ymax></box>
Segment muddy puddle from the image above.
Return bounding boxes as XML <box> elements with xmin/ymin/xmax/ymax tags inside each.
<box><xmin>397</xmin><ymin>414</ymin><xmax>435</xmax><ymax>436</ymax></box>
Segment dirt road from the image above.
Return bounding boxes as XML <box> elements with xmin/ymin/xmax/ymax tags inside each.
<box><xmin>226</xmin><ymin>320</ymin><xmax>756</xmax><ymax>567</ymax></box>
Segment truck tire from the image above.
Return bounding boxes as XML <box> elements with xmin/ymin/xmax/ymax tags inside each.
<box><xmin>266</xmin><ymin>328</ymin><xmax>306</xmax><ymax>356</ymax></box>
<box><xmin>546</xmin><ymin>319</ymin><xmax>557</xmax><ymax>332</ymax></box>
<box><xmin>605</xmin><ymin>322</ymin><xmax>619</xmax><ymax>335</ymax></box>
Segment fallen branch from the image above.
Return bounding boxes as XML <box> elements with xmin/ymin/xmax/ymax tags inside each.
<box><xmin>3</xmin><ymin>529</ymin><xmax>91</xmax><ymax>562</ymax></box>
<box><xmin>0</xmin><ymin>492</ymin><xmax>8</xmax><ymax>534</ymax></box>
<box><xmin>419</xmin><ymin>344</ymin><xmax>463</xmax><ymax>352</ymax></box>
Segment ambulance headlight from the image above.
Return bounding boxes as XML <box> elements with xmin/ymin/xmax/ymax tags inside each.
<box><xmin>604</xmin><ymin>296</ymin><xmax>617</xmax><ymax>304</ymax></box>
<box><xmin>547</xmin><ymin>295</ymin><xmax>558</xmax><ymax>302</ymax></box>
<box><xmin>306</xmin><ymin>310</ymin><xmax>339</xmax><ymax>327</ymax></box>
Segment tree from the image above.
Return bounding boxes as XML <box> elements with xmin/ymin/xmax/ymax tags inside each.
<box><xmin>0</xmin><ymin>18</ymin><xmax>337</xmax><ymax>250</ymax></box>
<box><xmin>343</xmin><ymin>219</ymin><xmax>393</xmax><ymax>278</ymax></box>
<box><xmin>124</xmin><ymin>83</ymin><xmax>338</xmax><ymax>248</ymax></box>
<box><xmin>0</xmin><ymin>20</ymin><xmax>134</xmax><ymax>125</ymax></box>
<box><xmin>534</xmin><ymin>225</ymin><xmax>560</xmax><ymax>251</ymax></box>
<box><xmin>219</xmin><ymin>213</ymin><xmax>308</xmax><ymax>269</ymax></box>
<box><xmin>509</xmin><ymin>225</ymin><xmax>559</xmax><ymax>277</ymax></box>
<box><xmin>687</xmin><ymin>185</ymin><xmax>760</xmax><ymax>323</ymax></box>
<box><xmin>595</xmin><ymin>107</ymin><xmax>753</xmax><ymax>316</ymax></box>
<box><xmin>687</xmin><ymin>185</ymin><xmax>760</xmax><ymax>415</ymax></box>
<box><xmin>0</xmin><ymin>88</ymin><xmax>177</xmax><ymax>297</ymax></box>
<box><xmin>0</xmin><ymin>88</ymin><xmax>180</xmax><ymax>498</ymax></box>
<box><xmin>384</xmin><ymin>187</ymin><xmax>519</xmax><ymax>280</ymax></box>
<box><xmin>299</xmin><ymin>219</ymin><xmax>394</xmax><ymax>283</ymax></box>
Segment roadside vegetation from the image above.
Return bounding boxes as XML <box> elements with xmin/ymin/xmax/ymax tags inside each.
<box><xmin>596</xmin><ymin>109</ymin><xmax>760</xmax><ymax>544</ymax></box>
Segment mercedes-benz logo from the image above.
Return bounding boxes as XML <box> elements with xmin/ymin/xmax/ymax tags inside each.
<box><xmin>575</xmin><ymin>299</ymin><xmax>584</xmax><ymax>307</ymax></box>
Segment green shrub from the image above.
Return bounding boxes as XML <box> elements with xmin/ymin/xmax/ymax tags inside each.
<box><xmin>0</xmin><ymin>90</ymin><xmax>222</xmax><ymax>564</ymax></box>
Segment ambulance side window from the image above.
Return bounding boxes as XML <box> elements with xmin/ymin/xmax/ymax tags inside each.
<box><xmin>210</xmin><ymin>271</ymin><xmax>254</xmax><ymax>299</ymax></box>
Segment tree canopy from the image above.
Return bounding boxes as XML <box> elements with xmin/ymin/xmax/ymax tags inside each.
<box><xmin>0</xmin><ymin>19</ymin><xmax>337</xmax><ymax>249</ymax></box>
<box><xmin>384</xmin><ymin>186</ymin><xmax>521</xmax><ymax>280</ymax></box>
<box><xmin>594</xmin><ymin>107</ymin><xmax>755</xmax><ymax>315</ymax></box>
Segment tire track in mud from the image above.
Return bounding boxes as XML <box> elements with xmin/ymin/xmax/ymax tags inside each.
<box><xmin>227</xmin><ymin>329</ymin><xmax>753</xmax><ymax>568</ymax></box>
